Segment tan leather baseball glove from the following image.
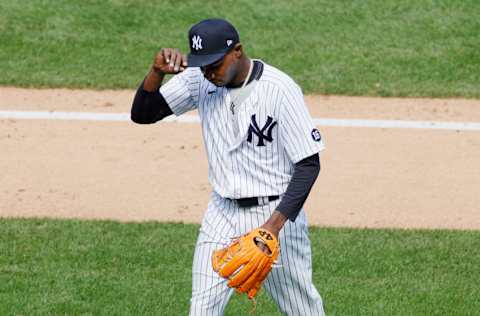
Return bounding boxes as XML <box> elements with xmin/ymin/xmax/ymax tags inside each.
<box><xmin>212</xmin><ymin>228</ymin><xmax>280</xmax><ymax>299</ymax></box>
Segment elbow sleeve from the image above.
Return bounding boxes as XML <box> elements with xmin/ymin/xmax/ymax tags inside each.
<box><xmin>131</xmin><ymin>82</ymin><xmax>173</xmax><ymax>124</ymax></box>
<box><xmin>276</xmin><ymin>153</ymin><xmax>320</xmax><ymax>222</ymax></box>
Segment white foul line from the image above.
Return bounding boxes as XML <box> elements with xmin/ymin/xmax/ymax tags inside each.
<box><xmin>1</xmin><ymin>110</ymin><xmax>480</xmax><ymax>131</ymax></box>
<box><xmin>311</xmin><ymin>118</ymin><xmax>480</xmax><ymax>131</ymax></box>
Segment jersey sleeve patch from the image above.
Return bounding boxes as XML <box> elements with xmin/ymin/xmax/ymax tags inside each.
<box><xmin>311</xmin><ymin>128</ymin><xmax>321</xmax><ymax>142</ymax></box>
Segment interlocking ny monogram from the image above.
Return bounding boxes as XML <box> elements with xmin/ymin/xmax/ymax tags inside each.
<box><xmin>247</xmin><ymin>114</ymin><xmax>277</xmax><ymax>146</ymax></box>
<box><xmin>192</xmin><ymin>35</ymin><xmax>203</xmax><ymax>50</ymax></box>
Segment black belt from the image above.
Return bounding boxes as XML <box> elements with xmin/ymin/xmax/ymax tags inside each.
<box><xmin>235</xmin><ymin>195</ymin><xmax>279</xmax><ymax>208</ymax></box>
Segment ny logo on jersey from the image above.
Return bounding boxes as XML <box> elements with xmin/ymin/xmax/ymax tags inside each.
<box><xmin>192</xmin><ymin>35</ymin><xmax>203</xmax><ymax>50</ymax></box>
<box><xmin>247</xmin><ymin>114</ymin><xmax>277</xmax><ymax>147</ymax></box>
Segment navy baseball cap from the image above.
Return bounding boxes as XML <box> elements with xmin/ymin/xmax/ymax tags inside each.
<box><xmin>187</xmin><ymin>19</ymin><xmax>240</xmax><ymax>67</ymax></box>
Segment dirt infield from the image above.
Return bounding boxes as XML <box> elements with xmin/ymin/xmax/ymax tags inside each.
<box><xmin>1</xmin><ymin>87</ymin><xmax>479</xmax><ymax>230</ymax></box>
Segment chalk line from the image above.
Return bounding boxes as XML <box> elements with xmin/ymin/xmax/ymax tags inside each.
<box><xmin>1</xmin><ymin>110</ymin><xmax>480</xmax><ymax>131</ymax></box>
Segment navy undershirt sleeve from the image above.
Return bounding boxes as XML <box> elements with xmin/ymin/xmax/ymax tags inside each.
<box><xmin>131</xmin><ymin>81</ymin><xmax>173</xmax><ymax>124</ymax></box>
<box><xmin>276</xmin><ymin>153</ymin><xmax>320</xmax><ymax>222</ymax></box>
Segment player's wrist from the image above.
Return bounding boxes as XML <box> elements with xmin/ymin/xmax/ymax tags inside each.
<box><xmin>261</xmin><ymin>211</ymin><xmax>288</xmax><ymax>237</ymax></box>
<box><xmin>150</xmin><ymin>66</ymin><xmax>166</xmax><ymax>76</ymax></box>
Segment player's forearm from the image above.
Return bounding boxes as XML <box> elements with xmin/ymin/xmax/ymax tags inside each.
<box><xmin>261</xmin><ymin>211</ymin><xmax>288</xmax><ymax>238</ymax></box>
<box><xmin>276</xmin><ymin>153</ymin><xmax>321</xmax><ymax>222</ymax></box>
<box><xmin>261</xmin><ymin>154</ymin><xmax>320</xmax><ymax>236</ymax></box>
<box><xmin>143</xmin><ymin>68</ymin><xmax>166</xmax><ymax>92</ymax></box>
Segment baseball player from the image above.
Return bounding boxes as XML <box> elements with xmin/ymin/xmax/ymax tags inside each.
<box><xmin>131</xmin><ymin>18</ymin><xmax>326</xmax><ymax>316</ymax></box>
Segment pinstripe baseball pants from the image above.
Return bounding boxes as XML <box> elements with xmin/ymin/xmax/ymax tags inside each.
<box><xmin>189</xmin><ymin>192</ymin><xmax>325</xmax><ymax>316</ymax></box>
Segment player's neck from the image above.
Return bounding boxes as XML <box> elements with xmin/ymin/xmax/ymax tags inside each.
<box><xmin>228</xmin><ymin>57</ymin><xmax>252</xmax><ymax>88</ymax></box>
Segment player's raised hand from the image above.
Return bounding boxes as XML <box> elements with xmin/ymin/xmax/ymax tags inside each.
<box><xmin>152</xmin><ymin>48</ymin><xmax>188</xmax><ymax>75</ymax></box>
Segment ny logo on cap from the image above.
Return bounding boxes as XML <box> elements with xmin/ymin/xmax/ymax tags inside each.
<box><xmin>226</xmin><ymin>39</ymin><xmax>233</xmax><ymax>46</ymax></box>
<box><xmin>192</xmin><ymin>35</ymin><xmax>203</xmax><ymax>50</ymax></box>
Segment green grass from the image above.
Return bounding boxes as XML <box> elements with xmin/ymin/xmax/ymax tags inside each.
<box><xmin>1</xmin><ymin>218</ymin><xmax>479</xmax><ymax>315</ymax></box>
<box><xmin>0</xmin><ymin>0</ymin><xmax>479</xmax><ymax>97</ymax></box>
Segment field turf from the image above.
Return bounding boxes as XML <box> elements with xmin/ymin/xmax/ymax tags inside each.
<box><xmin>2</xmin><ymin>218</ymin><xmax>479</xmax><ymax>315</ymax></box>
<box><xmin>0</xmin><ymin>0</ymin><xmax>479</xmax><ymax>97</ymax></box>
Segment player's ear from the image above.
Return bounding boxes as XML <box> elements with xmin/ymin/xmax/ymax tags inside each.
<box><xmin>233</xmin><ymin>43</ymin><xmax>243</xmax><ymax>58</ymax></box>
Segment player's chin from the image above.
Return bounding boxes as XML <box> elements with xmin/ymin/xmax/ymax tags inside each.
<box><xmin>211</xmin><ymin>80</ymin><xmax>225</xmax><ymax>87</ymax></box>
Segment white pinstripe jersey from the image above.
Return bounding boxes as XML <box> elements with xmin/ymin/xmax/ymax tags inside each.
<box><xmin>160</xmin><ymin>61</ymin><xmax>325</xmax><ymax>199</ymax></box>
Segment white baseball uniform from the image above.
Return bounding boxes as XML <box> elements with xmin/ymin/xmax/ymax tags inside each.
<box><xmin>160</xmin><ymin>60</ymin><xmax>326</xmax><ymax>316</ymax></box>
